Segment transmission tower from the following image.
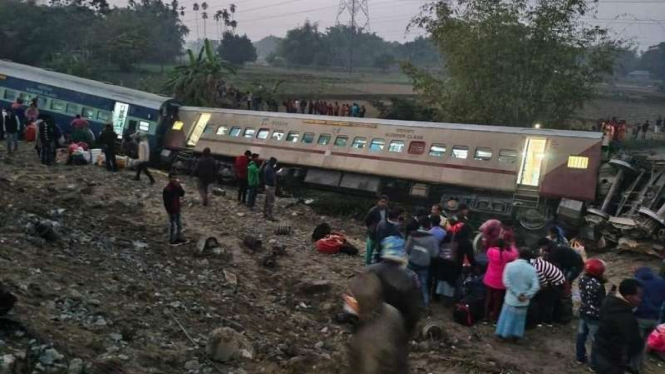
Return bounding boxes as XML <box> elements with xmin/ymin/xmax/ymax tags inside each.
<box><xmin>336</xmin><ymin>0</ymin><xmax>370</xmax><ymax>32</ymax></box>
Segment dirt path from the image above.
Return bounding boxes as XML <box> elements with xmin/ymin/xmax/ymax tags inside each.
<box><xmin>0</xmin><ymin>146</ymin><xmax>662</xmax><ymax>374</ymax></box>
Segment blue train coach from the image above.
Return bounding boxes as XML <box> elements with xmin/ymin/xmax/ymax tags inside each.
<box><xmin>0</xmin><ymin>60</ymin><xmax>179</xmax><ymax>154</ymax></box>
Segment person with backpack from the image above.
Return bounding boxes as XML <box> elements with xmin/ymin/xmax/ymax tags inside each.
<box><xmin>246</xmin><ymin>153</ymin><xmax>260</xmax><ymax>209</ymax></box>
<box><xmin>374</xmin><ymin>207</ymin><xmax>403</xmax><ymax>264</ymax></box>
<box><xmin>405</xmin><ymin>216</ymin><xmax>440</xmax><ymax>310</ymax></box>
<box><xmin>495</xmin><ymin>248</ymin><xmax>540</xmax><ymax>342</ymax></box>
<box><xmin>363</xmin><ymin>195</ymin><xmax>390</xmax><ymax>265</ymax></box>
<box><xmin>483</xmin><ymin>239</ymin><xmax>519</xmax><ymax>323</ymax></box>
<box><xmin>576</xmin><ymin>259</ymin><xmax>607</xmax><ymax>368</ymax></box>
<box><xmin>194</xmin><ymin>147</ymin><xmax>218</xmax><ymax>207</ymax></box>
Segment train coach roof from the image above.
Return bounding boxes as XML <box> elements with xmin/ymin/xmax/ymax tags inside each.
<box><xmin>179</xmin><ymin>107</ymin><xmax>603</xmax><ymax>139</ymax></box>
<box><xmin>0</xmin><ymin>60</ymin><xmax>172</xmax><ymax>110</ymax></box>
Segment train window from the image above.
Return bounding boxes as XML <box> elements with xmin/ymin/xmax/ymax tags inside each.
<box><xmin>408</xmin><ymin>141</ymin><xmax>426</xmax><ymax>155</ymax></box>
<box><xmin>229</xmin><ymin>127</ymin><xmax>242</xmax><ymax>137</ymax></box>
<box><xmin>389</xmin><ymin>140</ymin><xmax>405</xmax><ymax>153</ymax></box>
<box><xmin>429</xmin><ymin>144</ymin><xmax>446</xmax><ymax>157</ymax></box>
<box><xmin>172</xmin><ymin>121</ymin><xmax>184</xmax><ymax>130</ymax></box>
<box><xmin>451</xmin><ymin>145</ymin><xmax>469</xmax><ymax>159</ymax></box>
<box><xmin>257</xmin><ymin>128</ymin><xmax>270</xmax><ymax>139</ymax></box>
<box><xmin>19</xmin><ymin>93</ymin><xmax>33</xmax><ymax>102</ymax></box>
<box><xmin>498</xmin><ymin>149</ymin><xmax>518</xmax><ymax>164</ymax></box>
<box><xmin>334</xmin><ymin>136</ymin><xmax>348</xmax><ymax>147</ymax></box>
<box><xmin>286</xmin><ymin>131</ymin><xmax>300</xmax><ymax>142</ymax></box>
<box><xmin>352</xmin><ymin>137</ymin><xmax>367</xmax><ymax>149</ymax></box>
<box><xmin>244</xmin><ymin>128</ymin><xmax>256</xmax><ymax>138</ymax></box>
<box><xmin>302</xmin><ymin>132</ymin><xmax>315</xmax><ymax>144</ymax></box>
<box><xmin>271</xmin><ymin>130</ymin><xmax>284</xmax><ymax>141</ymax></box>
<box><xmin>317</xmin><ymin>134</ymin><xmax>331</xmax><ymax>145</ymax></box>
<box><xmin>50</xmin><ymin>100</ymin><xmax>65</xmax><ymax>112</ymax></box>
<box><xmin>82</xmin><ymin>107</ymin><xmax>95</xmax><ymax>119</ymax></box>
<box><xmin>369</xmin><ymin>138</ymin><xmax>385</xmax><ymax>152</ymax></box>
<box><xmin>37</xmin><ymin>97</ymin><xmax>48</xmax><ymax>108</ymax></box>
<box><xmin>66</xmin><ymin>103</ymin><xmax>79</xmax><ymax>114</ymax></box>
<box><xmin>3</xmin><ymin>89</ymin><xmax>17</xmax><ymax>100</ymax></box>
<box><xmin>567</xmin><ymin>156</ymin><xmax>589</xmax><ymax>169</ymax></box>
<box><xmin>203</xmin><ymin>123</ymin><xmax>215</xmax><ymax>135</ymax></box>
<box><xmin>97</xmin><ymin>111</ymin><xmax>111</xmax><ymax>121</ymax></box>
<box><xmin>216</xmin><ymin>126</ymin><xmax>228</xmax><ymax>135</ymax></box>
<box><xmin>474</xmin><ymin>147</ymin><xmax>493</xmax><ymax>161</ymax></box>
<box><xmin>139</xmin><ymin>121</ymin><xmax>151</xmax><ymax>132</ymax></box>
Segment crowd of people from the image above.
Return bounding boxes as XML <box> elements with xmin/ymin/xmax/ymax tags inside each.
<box><xmin>281</xmin><ymin>99</ymin><xmax>367</xmax><ymax>118</ymax></box>
<box><xmin>341</xmin><ymin>195</ymin><xmax>665</xmax><ymax>374</ymax></box>
<box><xmin>599</xmin><ymin>115</ymin><xmax>663</xmax><ymax>142</ymax></box>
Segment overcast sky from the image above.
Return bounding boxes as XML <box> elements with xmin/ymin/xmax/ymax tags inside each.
<box><xmin>165</xmin><ymin>0</ymin><xmax>665</xmax><ymax>49</ymax></box>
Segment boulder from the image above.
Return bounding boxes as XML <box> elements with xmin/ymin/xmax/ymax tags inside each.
<box><xmin>297</xmin><ymin>280</ymin><xmax>332</xmax><ymax>296</ymax></box>
<box><xmin>206</xmin><ymin>328</ymin><xmax>254</xmax><ymax>363</ymax></box>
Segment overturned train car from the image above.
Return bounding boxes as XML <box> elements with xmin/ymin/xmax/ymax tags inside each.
<box><xmin>163</xmin><ymin>107</ymin><xmax>602</xmax><ymax>220</ymax></box>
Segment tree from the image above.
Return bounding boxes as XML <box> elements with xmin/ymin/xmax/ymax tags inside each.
<box><xmin>373</xmin><ymin>53</ymin><xmax>395</xmax><ymax>72</ymax></box>
<box><xmin>277</xmin><ymin>21</ymin><xmax>323</xmax><ymax>66</ymax></box>
<box><xmin>165</xmin><ymin>39</ymin><xmax>237</xmax><ymax>106</ymax></box>
<box><xmin>214</xmin><ymin>10</ymin><xmax>223</xmax><ymax>40</ymax></box>
<box><xmin>201</xmin><ymin>2</ymin><xmax>208</xmax><ymax>38</ymax></box>
<box><xmin>192</xmin><ymin>2</ymin><xmax>199</xmax><ymax>40</ymax></box>
<box><xmin>404</xmin><ymin>0</ymin><xmax>620</xmax><ymax>128</ymax></box>
<box><xmin>640</xmin><ymin>43</ymin><xmax>665</xmax><ymax>80</ymax></box>
<box><xmin>217</xmin><ymin>32</ymin><xmax>257</xmax><ymax>66</ymax></box>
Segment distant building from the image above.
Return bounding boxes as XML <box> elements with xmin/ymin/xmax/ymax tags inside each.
<box><xmin>627</xmin><ymin>70</ymin><xmax>651</xmax><ymax>80</ymax></box>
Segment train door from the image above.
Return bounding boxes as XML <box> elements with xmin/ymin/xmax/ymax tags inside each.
<box><xmin>112</xmin><ymin>102</ymin><xmax>130</xmax><ymax>136</ymax></box>
<box><xmin>517</xmin><ymin>138</ymin><xmax>547</xmax><ymax>187</ymax></box>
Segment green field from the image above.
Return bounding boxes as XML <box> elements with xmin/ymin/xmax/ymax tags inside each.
<box><xmin>98</xmin><ymin>63</ymin><xmax>665</xmax><ymax>125</ymax></box>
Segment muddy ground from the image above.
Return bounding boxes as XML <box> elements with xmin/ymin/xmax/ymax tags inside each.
<box><xmin>0</xmin><ymin>145</ymin><xmax>663</xmax><ymax>374</ymax></box>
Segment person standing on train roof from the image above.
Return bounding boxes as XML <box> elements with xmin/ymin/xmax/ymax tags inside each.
<box><xmin>363</xmin><ymin>195</ymin><xmax>390</xmax><ymax>265</ymax></box>
<box><xmin>246</xmin><ymin>153</ymin><xmax>260</xmax><ymax>209</ymax></box>
<box><xmin>98</xmin><ymin>124</ymin><xmax>118</xmax><ymax>172</ymax></box>
<box><xmin>263</xmin><ymin>157</ymin><xmax>278</xmax><ymax>221</ymax></box>
<box><xmin>134</xmin><ymin>134</ymin><xmax>155</xmax><ymax>184</ymax></box>
<box><xmin>194</xmin><ymin>147</ymin><xmax>218</xmax><ymax>207</ymax></box>
<box><xmin>334</xmin><ymin>102</ymin><xmax>340</xmax><ymax>116</ymax></box>
<box><xmin>235</xmin><ymin>150</ymin><xmax>251</xmax><ymax>205</ymax></box>
<box><xmin>360</xmin><ymin>105</ymin><xmax>367</xmax><ymax>118</ymax></box>
<box><xmin>308</xmin><ymin>100</ymin><xmax>314</xmax><ymax>115</ymax></box>
<box><xmin>3</xmin><ymin>108</ymin><xmax>19</xmax><ymax>155</ymax></box>
<box><xmin>351</xmin><ymin>103</ymin><xmax>360</xmax><ymax>117</ymax></box>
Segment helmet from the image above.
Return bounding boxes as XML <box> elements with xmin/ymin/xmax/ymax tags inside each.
<box><xmin>584</xmin><ymin>259</ymin><xmax>606</xmax><ymax>278</ymax></box>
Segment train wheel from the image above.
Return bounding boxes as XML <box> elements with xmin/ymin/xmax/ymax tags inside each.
<box><xmin>472</xmin><ymin>232</ymin><xmax>484</xmax><ymax>254</ymax></box>
<box><xmin>518</xmin><ymin>208</ymin><xmax>547</xmax><ymax>231</ymax></box>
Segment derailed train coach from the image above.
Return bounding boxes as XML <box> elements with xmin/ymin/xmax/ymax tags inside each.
<box><xmin>163</xmin><ymin>107</ymin><xmax>603</xmax><ymax>222</ymax></box>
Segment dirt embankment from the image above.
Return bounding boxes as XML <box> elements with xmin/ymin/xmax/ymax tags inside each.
<box><xmin>0</xmin><ymin>146</ymin><xmax>662</xmax><ymax>374</ymax></box>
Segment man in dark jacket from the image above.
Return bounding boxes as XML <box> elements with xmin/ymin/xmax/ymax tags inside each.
<box><xmin>593</xmin><ymin>279</ymin><xmax>644</xmax><ymax>374</ymax></box>
<box><xmin>631</xmin><ymin>267</ymin><xmax>665</xmax><ymax>370</ymax></box>
<box><xmin>374</xmin><ymin>207</ymin><xmax>404</xmax><ymax>264</ymax></box>
<box><xmin>38</xmin><ymin>119</ymin><xmax>56</xmax><ymax>165</ymax></box>
<box><xmin>405</xmin><ymin>216</ymin><xmax>440</xmax><ymax>309</ymax></box>
<box><xmin>363</xmin><ymin>195</ymin><xmax>390</xmax><ymax>265</ymax></box>
<box><xmin>367</xmin><ymin>248</ymin><xmax>420</xmax><ymax>339</ymax></box>
<box><xmin>195</xmin><ymin>148</ymin><xmax>218</xmax><ymax>206</ymax></box>
<box><xmin>263</xmin><ymin>157</ymin><xmax>278</xmax><ymax>221</ymax></box>
<box><xmin>235</xmin><ymin>150</ymin><xmax>251</xmax><ymax>204</ymax></box>
<box><xmin>3</xmin><ymin>108</ymin><xmax>19</xmax><ymax>154</ymax></box>
<box><xmin>538</xmin><ymin>239</ymin><xmax>584</xmax><ymax>282</ymax></box>
<box><xmin>98</xmin><ymin>124</ymin><xmax>118</xmax><ymax>172</ymax></box>
<box><xmin>163</xmin><ymin>173</ymin><xmax>186</xmax><ymax>245</ymax></box>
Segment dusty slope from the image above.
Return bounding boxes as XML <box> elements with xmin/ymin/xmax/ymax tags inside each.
<box><xmin>0</xmin><ymin>146</ymin><xmax>662</xmax><ymax>374</ymax></box>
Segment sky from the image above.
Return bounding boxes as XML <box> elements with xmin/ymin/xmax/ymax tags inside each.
<box><xmin>168</xmin><ymin>0</ymin><xmax>663</xmax><ymax>49</ymax></box>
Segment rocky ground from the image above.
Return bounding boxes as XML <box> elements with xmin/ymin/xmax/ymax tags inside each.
<box><xmin>0</xmin><ymin>145</ymin><xmax>663</xmax><ymax>374</ymax></box>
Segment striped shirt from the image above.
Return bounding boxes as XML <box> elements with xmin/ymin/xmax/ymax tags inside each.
<box><xmin>531</xmin><ymin>258</ymin><xmax>565</xmax><ymax>287</ymax></box>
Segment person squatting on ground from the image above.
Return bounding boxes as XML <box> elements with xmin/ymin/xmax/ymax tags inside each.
<box><xmin>98</xmin><ymin>124</ymin><xmax>118</xmax><ymax>172</ymax></box>
<box><xmin>483</xmin><ymin>239</ymin><xmax>519</xmax><ymax>323</ymax></box>
<box><xmin>235</xmin><ymin>150</ymin><xmax>251</xmax><ymax>204</ymax></box>
<box><xmin>194</xmin><ymin>147</ymin><xmax>218</xmax><ymax>207</ymax></box>
<box><xmin>593</xmin><ymin>279</ymin><xmax>644</xmax><ymax>374</ymax></box>
<box><xmin>246</xmin><ymin>153</ymin><xmax>260</xmax><ymax>209</ymax></box>
<box><xmin>495</xmin><ymin>248</ymin><xmax>540</xmax><ymax>342</ymax></box>
<box><xmin>405</xmin><ymin>216</ymin><xmax>439</xmax><ymax>310</ymax></box>
<box><xmin>263</xmin><ymin>157</ymin><xmax>278</xmax><ymax>220</ymax></box>
<box><xmin>363</xmin><ymin>195</ymin><xmax>390</xmax><ymax>265</ymax></box>
<box><xmin>575</xmin><ymin>259</ymin><xmax>607</xmax><ymax>368</ymax></box>
<box><xmin>134</xmin><ymin>134</ymin><xmax>155</xmax><ymax>184</ymax></box>
<box><xmin>163</xmin><ymin>173</ymin><xmax>185</xmax><ymax>245</ymax></box>
<box><xmin>345</xmin><ymin>272</ymin><xmax>409</xmax><ymax>374</ymax></box>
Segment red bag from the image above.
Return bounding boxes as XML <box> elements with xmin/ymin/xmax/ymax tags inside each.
<box><xmin>647</xmin><ymin>324</ymin><xmax>665</xmax><ymax>353</ymax></box>
<box><xmin>24</xmin><ymin>123</ymin><xmax>36</xmax><ymax>142</ymax></box>
<box><xmin>315</xmin><ymin>234</ymin><xmax>345</xmax><ymax>255</ymax></box>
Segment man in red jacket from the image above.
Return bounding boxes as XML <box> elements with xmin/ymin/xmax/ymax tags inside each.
<box><xmin>235</xmin><ymin>150</ymin><xmax>251</xmax><ymax>204</ymax></box>
<box><xmin>163</xmin><ymin>172</ymin><xmax>185</xmax><ymax>245</ymax></box>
